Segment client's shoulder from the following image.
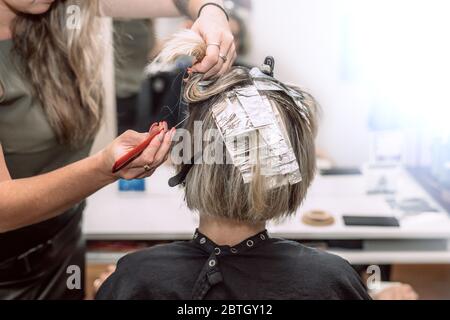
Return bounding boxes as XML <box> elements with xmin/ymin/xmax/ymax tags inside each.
<box><xmin>115</xmin><ymin>241</ymin><xmax>204</xmax><ymax>279</ymax></box>
<box><xmin>96</xmin><ymin>242</ymin><xmax>201</xmax><ymax>300</ymax></box>
<box><xmin>270</xmin><ymin>237</ymin><xmax>342</xmax><ymax>258</ymax></box>
<box><xmin>270</xmin><ymin>238</ymin><xmax>354</xmax><ymax>271</ymax></box>
<box><xmin>266</xmin><ymin>238</ymin><xmax>370</xmax><ymax>299</ymax></box>
<box><xmin>120</xmin><ymin>241</ymin><xmax>197</xmax><ymax>265</ymax></box>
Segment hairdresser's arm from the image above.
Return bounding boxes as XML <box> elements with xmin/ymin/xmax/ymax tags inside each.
<box><xmin>101</xmin><ymin>0</ymin><xmax>236</xmax><ymax>78</ymax></box>
<box><xmin>100</xmin><ymin>0</ymin><xmax>223</xmax><ymax>20</ymax></box>
<box><xmin>100</xmin><ymin>0</ymin><xmax>180</xmax><ymax>18</ymax></box>
<box><xmin>0</xmin><ymin>128</ymin><xmax>174</xmax><ymax>233</ymax></box>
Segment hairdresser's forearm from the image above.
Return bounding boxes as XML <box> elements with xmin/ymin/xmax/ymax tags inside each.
<box><xmin>100</xmin><ymin>0</ymin><xmax>224</xmax><ymax>19</ymax></box>
<box><xmin>0</xmin><ymin>152</ymin><xmax>116</xmax><ymax>233</ymax></box>
<box><xmin>172</xmin><ymin>0</ymin><xmax>224</xmax><ymax>18</ymax></box>
<box><xmin>100</xmin><ymin>0</ymin><xmax>180</xmax><ymax>18</ymax></box>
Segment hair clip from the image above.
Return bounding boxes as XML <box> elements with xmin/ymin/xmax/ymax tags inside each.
<box><xmin>168</xmin><ymin>163</ymin><xmax>194</xmax><ymax>187</ymax></box>
<box><xmin>168</xmin><ymin>152</ymin><xmax>203</xmax><ymax>187</ymax></box>
<box><xmin>260</xmin><ymin>56</ymin><xmax>275</xmax><ymax>77</ymax></box>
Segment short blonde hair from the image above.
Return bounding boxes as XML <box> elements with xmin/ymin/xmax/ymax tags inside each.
<box><xmin>153</xmin><ymin>30</ymin><xmax>318</xmax><ymax>223</ymax></box>
<box><xmin>178</xmin><ymin>67</ymin><xmax>318</xmax><ymax>223</ymax></box>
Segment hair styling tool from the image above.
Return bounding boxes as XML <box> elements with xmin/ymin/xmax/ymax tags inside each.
<box><xmin>111</xmin><ymin>122</ymin><xmax>166</xmax><ymax>173</ymax></box>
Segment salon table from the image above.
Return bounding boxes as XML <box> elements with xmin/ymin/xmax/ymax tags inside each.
<box><xmin>83</xmin><ymin>165</ymin><xmax>450</xmax><ymax>266</ymax></box>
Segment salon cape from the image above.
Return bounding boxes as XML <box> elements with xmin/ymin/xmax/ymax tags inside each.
<box><xmin>96</xmin><ymin>230</ymin><xmax>371</xmax><ymax>300</ymax></box>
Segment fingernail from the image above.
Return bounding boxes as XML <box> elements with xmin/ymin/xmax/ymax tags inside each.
<box><xmin>149</xmin><ymin>122</ymin><xmax>157</xmax><ymax>132</ymax></box>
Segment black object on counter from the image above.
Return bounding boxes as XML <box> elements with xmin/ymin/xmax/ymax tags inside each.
<box><xmin>343</xmin><ymin>215</ymin><xmax>400</xmax><ymax>227</ymax></box>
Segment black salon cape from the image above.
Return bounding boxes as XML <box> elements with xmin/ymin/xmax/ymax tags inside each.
<box><xmin>96</xmin><ymin>230</ymin><xmax>371</xmax><ymax>300</ymax></box>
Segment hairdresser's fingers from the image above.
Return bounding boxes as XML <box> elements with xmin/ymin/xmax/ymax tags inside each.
<box><xmin>217</xmin><ymin>50</ymin><xmax>236</xmax><ymax>78</ymax></box>
<box><xmin>191</xmin><ymin>34</ymin><xmax>221</xmax><ymax>75</ymax></box>
<box><xmin>203</xmin><ymin>34</ymin><xmax>234</xmax><ymax>78</ymax></box>
<box><xmin>108</xmin><ymin>130</ymin><xmax>149</xmax><ymax>175</ymax></box>
<box><xmin>115</xmin><ymin>130</ymin><xmax>149</xmax><ymax>155</ymax></box>
<box><xmin>190</xmin><ymin>0</ymin><xmax>233</xmax><ymax>74</ymax></box>
<box><xmin>217</xmin><ymin>42</ymin><xmax>236</xmax><ymax>77</ymax></box>
<box><xmin>218</xmin><ymin>32</ymin><xmax>235</xmax><ymax>57</ymax></box>
<box><xmin>130</xmin><ymin>130</ymin><xmax>166</xmax><ymax>168</ymax></box>
<box><xmin>203</xmin><ymin>53</ymin><xmax>225</xmax><ymax>79</ymax></box>
<box><xmin>153</xmin><ymin>128</ymin><xmax>176</xmax><ymax>166</ymax></box>
<box><xmin>231</xmin><ymin>50</ymin><xmax>237</xmax><ymax>67</ymax></box>
<box><xmin>134</xmin><ymin>128</ymin><xmax>172</xmax><ymax>172</ymax></box>
<box><xmin>190</xmin><ymin>28</ymin><xmax>232</xmax><ymax>75</ymax></box>
<box><xmin>218</xmin><ymin>32</ymin><xmax>235</xmax><ymax>70</ymax></box>
<box><xmin>161</xmin><ymin>121</ymin><xmax>168</xmax><ymax>133</ymax></box>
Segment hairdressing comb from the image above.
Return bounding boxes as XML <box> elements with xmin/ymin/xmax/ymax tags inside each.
<box><xmin>111</xmin><ymin>122</ymin><xmax>166</xmax><ymax>174</ymax></box>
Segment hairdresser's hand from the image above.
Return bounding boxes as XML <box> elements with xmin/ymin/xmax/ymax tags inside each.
<box><xmin>373</xmin><ymin>284</ymin><xmax>419</xmax><ymax>300</ymax></box>
<box><xmin>190</xmin><ymin>5</ymin><xmax>236</xmax><ymax>79</ymax></box>
<box><xmin>99</xmin><ymin>124</ymin><xmax>175</xmax><ymax>180</ymax></box>
<box><xmin>93</xmin><ymin>265</ymin><xmax>116</xmax><ymax>293</ymax></box>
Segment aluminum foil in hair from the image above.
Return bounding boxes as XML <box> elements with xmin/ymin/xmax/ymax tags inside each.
<box><xmin>249</xmin><ymin>67</ymin><xmax>311</xmax><ymax>126</ymax></box>
<box><xmin>211</xmin><ymin>71</ymin><xmax>303</xmax><ymax>189</ymax></box>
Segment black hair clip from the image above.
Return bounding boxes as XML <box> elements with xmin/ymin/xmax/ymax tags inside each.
<box><xmin>168</xmin><ymin>163</ymin><xmax>194</xmax><ymax>187</ymax></box>
<box><xmin>260</xmin><ymin>56</ymin><xmax>275</xmax><ymax>77</ymax></box>
<box><xmin>168</xmin><ymin>152</ymin><xmax>203</xmax><ymax>187</ymax></box>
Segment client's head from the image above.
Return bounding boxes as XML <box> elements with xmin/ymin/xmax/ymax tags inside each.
<box><xmin>152</xmin><ymin>30</ymin><xmax>319</xmax><ymax>225</ymax></box>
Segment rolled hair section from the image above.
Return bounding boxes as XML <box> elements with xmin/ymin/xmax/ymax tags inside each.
<box><xmin>151</xmin><ymin>29</ymin><xmax>207</xmax><ymax>66</ymax></box>
<box><xmin>148</xmin><ymin>30</ymin><xmax>251</xmax><ymax>104</ymax></box>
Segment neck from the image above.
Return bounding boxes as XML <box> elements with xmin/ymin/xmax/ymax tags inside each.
<box><xmin>198</xmin><ymin>215</ymin><xmax>266</xmax><ymax>247</ymax></box>
<box><xmin>0</xmin><ymin>0</ymin><xmax>16</xmax><ymax>40</ymax></box>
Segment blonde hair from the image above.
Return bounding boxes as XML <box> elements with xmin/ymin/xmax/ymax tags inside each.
<box><xmin>12</xmin><ymin>0</ymin><xmax>104</xmax><ymax>147</ymax></box>
<box><xmin>155</xmin><ymin>30</ymin><xmax>318</xmax><ymax>223</ymax></box>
